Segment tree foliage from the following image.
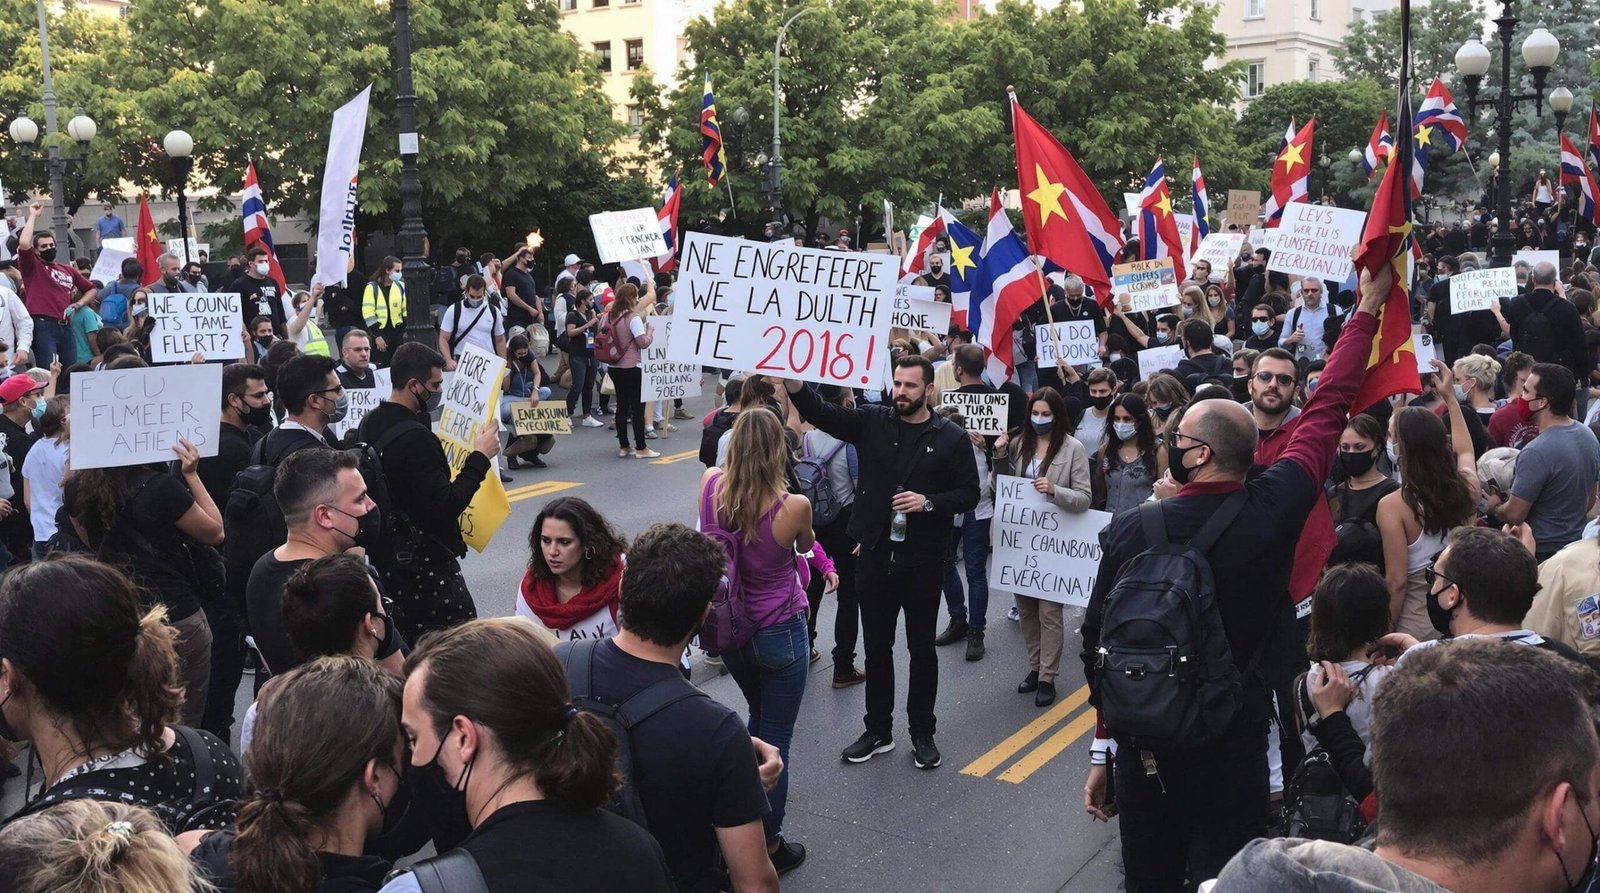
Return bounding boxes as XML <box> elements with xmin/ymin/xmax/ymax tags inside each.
<box><xmin>1332</xmin><ymin>0</ymin><xmax>1485</xmax><ymax>85</ymax></box>
<box><xmin>1237</xmin><ymin>79</ymin><xmax>1391</xmax><ymax>206</ymax></box>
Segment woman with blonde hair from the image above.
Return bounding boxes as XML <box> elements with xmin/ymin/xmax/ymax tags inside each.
<box><xmin>0</xmin><ymin>800</ymin><xmax>211</xmax><ymax>893</ymax></box>
<box><xmin>697</xmin><ymin>406</ymin><xmax>812</xmax><ymax>869</ymax></box>
<box><xmin>1452</xmin><ymin>352</ymin><xmax>1501</xmax><ymax>428</ymax></box>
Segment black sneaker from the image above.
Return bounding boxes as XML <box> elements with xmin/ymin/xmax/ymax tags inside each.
<box><xmin>769</xmin><ymin>837</ymin><xmax>807</xmax><ymax>875</ymax></box>
<box><xmin>911</xmin><ymin>735</ymin><xmax>941</xmax><ymax>770</ymax></box>
<box><xmin>1017</xmin><ymin>670</ymin><xmax>1039</xmax><ymax>693</ymax></box>
<box><xmin>933</xmin><ymin>616</ymin><xmax>969</xmax><ymax>646</ymax></box>
<box><xmin>965</xmin><ymin>630</ymin><xmax>985</xmax><ymax>662</ymax></box>
<box><xmin>841</xmin><ymin>731</ymin><xmax>895</xmax><ymax>763</ymax></box>
<box><xmin>529</xmin><ymin>456</ymin><xmax>548</xmax><ymax>468</ymax></box>
<box><xmin>506</xmin><ymin>455</ymin><xmax>522</xmax><ymax>470</ymax></box>
<box><xmin>1035</xmin><ymin>680</ymin><xmax>1057</xmax><ymax>708</ymax></box>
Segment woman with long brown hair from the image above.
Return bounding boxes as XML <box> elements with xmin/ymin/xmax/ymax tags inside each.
<box><xmin>187</xmin><ymin>656</ymin><xmax>404</xmax><ymax>893</ymax></box>
<box><xmin>383</xmin><ymin>618</ymin><xmax>674</xmax><ymax>891</ymax></box>
<box><xmin>994</xmin><ymin>388</ymin><xmax>1092</xmax><ymax>707</ymax></box>
<box><xmin>696</xmin><ymin>406</ymin><xmax>812</xmax><ymax>869</ymax></box>
<box><xmin>515</xmin><ymin>497</ymin><xmax>628</xmax><ymax>642</ymax></box>
<box><xmin>603</xmin><ymin>282</ymin><xmax>660</xmax><ymax>459</ymax></box>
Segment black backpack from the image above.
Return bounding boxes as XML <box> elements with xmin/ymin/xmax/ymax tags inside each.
<box><xmin>561</xmin><ymin>638</ymin><xmax>709</xmax><ymax>828</ymax></box>
<box><xmin>795</xmin><ymin>438</ymin><xmax>847</xmax><ymax>528</ymax></box>
<box><xmin>1094</xmin><ymin>491</ymin><xmax>1252</xmax><ymax>750</ymax></box>
<box><xmin>699</xmin><ymin>408</ymin><xmax>736</xmax><ymax>467</ymax></box>
<box><xmin>1284</xmin><ymin>666</ymin><xmax>1377</xmax><ymax>843</ymax></box>
<box><xmin>431</xmin><ymin>265</ymin><xmax>461</xmax><ymax>305</ymax></box>
<box><xmin>1515</xmin><ymin>297</ymin><xmax>1561</xmax><ymax>364</ymax></box>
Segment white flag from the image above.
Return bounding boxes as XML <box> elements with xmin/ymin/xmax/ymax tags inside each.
<box><xmin>313</xmin><ymin>85</ymin><xmax>372</xmax><ymax>288</ymax></box>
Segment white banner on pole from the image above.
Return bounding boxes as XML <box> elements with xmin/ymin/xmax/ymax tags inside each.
<box><xmin>589</xmin><ymin>208</ymin><xmax>669</xmax><ymax>265</ymax></box>
<box><xmin>71</xmin><ymin>364</ymin><xmax>222</xmax><ymax>470</ymax></box>
<box><xmin>313</xmin><ymin>85</ymin><xmax>372</xmax><ymax>288</ymax></box>
<box><xmin>990</xmin><ymin>474</ymin><xmax>1113</xmax><ymax>606</ymax></box>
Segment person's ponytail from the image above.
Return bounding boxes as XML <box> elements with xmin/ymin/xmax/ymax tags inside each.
<box><xmin>534</xmin><ymin>711</ymin><xmax>620</xmax><ymax>812</ymax></box>
<box><xmin>231</xmin><ymin>795</ymin><xmax>320</xmax><ymax>893</ymax></box>
<box><xmin>127</xmin><ymin>606</ymin><xmax>182</xmax><ymax>757</ymax></box>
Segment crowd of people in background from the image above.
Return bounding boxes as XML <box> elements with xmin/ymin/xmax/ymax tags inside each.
<box><xmin>3</xmin><ymin>183</ymin><xmax>1600</xmax><ymax>893</ymax></box>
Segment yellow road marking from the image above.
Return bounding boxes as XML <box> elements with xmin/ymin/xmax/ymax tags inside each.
<box><xmin>503</xmin><ymin>482</ymin><xmax>548</xmax><ymax>499</ymax></box>
<box><xmin>959</xmin><ymin>684</ymin><xmax>1090</xmax><ymax>779</ymax></box>
<box><xmin>997</xmin><ymin>707</ymin><xmax>1098</xmax><ymax>784</ymax></box>
<box><xmin>507</xmin><ymin>481</ymin><xmax>583</xmax><ymax>504</ymax></box>
<box><xmin>651</xmin><ymin>448</ymin><xmax>700</xmax><ymax>465</ymax></box>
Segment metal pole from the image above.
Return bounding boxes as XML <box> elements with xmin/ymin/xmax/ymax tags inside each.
<box><xmin>1490</xmin><ymin>8</ymin><xmax>1517</xmax><ymax>268</ymax></box>
<box><xmin>772</xmin><ymin>7</ymin><xmax>815</xmax><ymax>236</ymax></box>
<box><xmin>34</xmin><ymin>0</ymin><xmax>69</xmax><ymax>256</ymax></box>
<box><xmin>392</xmin><ymin>0</ymin><xmax>435</xmax><ymax>347</ymax></box>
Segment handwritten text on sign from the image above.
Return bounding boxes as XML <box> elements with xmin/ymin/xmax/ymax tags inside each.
<box><xmin>71</xmin><ymin>364</ymin><xmax>222</xmax><ymax>470</ymax></box>
<box><xmin>640</xmin><ymin>320</ymin><xmax>704</xmax><ymax>402</ymax></box>
<box><xmin>989</xmin><ymin>475</ymin><xmax>1113</xmax><ymax>606</ymax></box>
<box><xmin>1034</xmin><ymin>320</ymin><xmax>1099</xmax><ymax>366</ymax></box>
<box><xmin>1450</xmin><ymin>267</ymin><xmax>1518</xmax><ymax>313</ymax></box>
<box><xmin>1191</xmin><ymin>233</ymin><xmax>1245</xmax><ymax>277</ymax></box>
<box><xmin>669</xmin><ymin>231</ymin><xmax>897</xmax><ymax>389</ymax></box>
<box><xmin>892</xmin><ymin>285</ymin><xmax>952</xmax><ymax>333</ymax></box>
<box><xmin>1112</xmin><ymin>258</ymin><xmax>1180</xmax><ymax>313</ymax></box>
<box><xmin>1137</xmin><ymin>344</ymin><xmax>1186</xmax><ymax>382</ymax></box>
<box><xmin>332</xmin><ymin>369</ymin><xmax>392</xmax><ymax>440</ymax></box>
<box><xmin>938</xmin><ymin>390</ymin><xmax>1009</xmax><ymax>436</ymax></box>
<box><xmin>511</xmin><ymin>404</ymin><xmax>573</xmax><ymax>436</ymax></box>
<box><xmin>436</xmin><ymin>343</ymin><xmax>509</xmax><ymax>552</ymax></box>
<box><xmin>588</xmin><ymin>207</ymin><xmax>669</xmax><ymax>265</ymax></box>
<box><xmin>150</xmin><ymin>292</ymin><xmax>245</xmax><ymax>363</ymax></box>
<box><xmin>1267</xmin><ymin>203</ymin><xmax>1366</xmax><ymax>283</ymax></box>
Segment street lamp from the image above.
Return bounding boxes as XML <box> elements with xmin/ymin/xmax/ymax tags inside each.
<box><xmin>1455</xmin><ymin>10</ymin><xmax>1567</xmax><ymax>267</ymax></box>
<box><xmin>1318</xmin><ymin>151</ymin><xmax>1330</xmax><ymax>202</ymax></box>
<box><xmin>770</xmin><ymin>6</ymin><xmax>816</xmax><ymax>236</ymax></box>
<box><xmin>5</xmin><ymin>0</ymin><xmax>96</xmax><ymax>259</ymax></box>
<box><xmin>1549</xmin><ymin>86</ymin><xmax>1574</xmax><ymax>131</ymax></box>
<box><xmin>163</xmin><ymin>129</ymin><xmax>194</xmax><ymax>266</ymax></box>
<box><xmin>1348</xmin><ymin>147</ymin><xmax>1362</xmax><ymax>165</ymax></box>
<box><xmin>385</xmin><ymin>0</ymin><xmax>434</xmax><ymax>346</ymax></box>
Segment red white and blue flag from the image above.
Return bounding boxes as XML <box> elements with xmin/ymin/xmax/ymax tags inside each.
<box><xmin>242</xmin><ymin>162</ymin><xmax>288</xmax><ymax>293</ymax></box>
<box><xmin>1191</xmin><ymin>156</ymin><xmax>1210</xmax><ymax>240</ymax></box>
<box><xmin>970</xmin><ymin>189</ymin><xmax>1044</xmax><ymax>384</ymax></box>
<box><xmin>1138</xmin><ymin>158</ymin><xmax>1187</xmax><ymax>282</ymax></box>
<box><xmin>1560</xmin><ymin>133</ymin><xmax>1600</xmax><ymax>228</ymax></box>
<box><xmin>1589</xmin><ymin>102</ymin><xmax>1600</xmax><ymax>177</ymax></box>
<box><xmin>1262</xmin><ymin>118</ymin><xmax>1314</xmax><ymax>228</ymax></box>
<box><xmin>700</xmin><ymin>75</ymin><xmax>726</xmax><ymax>188</ymax></box>
<box><xmin>938</xmin><ymin>207</ymin><xmax>982</xmax><ymax>330</ymax></box>
<box><xmin>901</xmin><ymin>214</ymin><xmax>947</xmax><ymax>280</ymax></box>
<box><xmin>1362</xmin><ymin>110</ymin><xmax>1393</xmax><ymax>180</ymax></box>
<box><xmin>653</xmin><ymin>174</ymin><xmax>681</xmax><ymax>273</ymax></box>
<box><xmin>1409</xmin><ymin>79</ymin><xmax>1466</xmax><ymax>199</ymax></box>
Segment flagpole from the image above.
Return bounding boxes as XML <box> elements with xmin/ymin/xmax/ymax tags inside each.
<box><xmin>725</xmin><ymin>179</ymin><xmax>736</xmax><ymax>219</ymax></box>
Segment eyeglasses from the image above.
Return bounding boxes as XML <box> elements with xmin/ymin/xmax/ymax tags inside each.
<box><xmin>1255</xmin><ymin>371</ymin><xmax>1296</xmax><ymax>387</ymax></box>
<box><xmin>1422</xmin><ymin>563</ymin><xmax>1459</xmax><ymax>593</ymax></box>
<box><xmin>310</xmin><ymin>384</ymin><xmax>346</xmax><ymax>397</ymax></box>
<box><xmin>1170</xmin><ymin>431</ymin><xmax>1211</xmax><ymax>450</ymax></box>
<box><xmin>1251</xmin><ymin>316</ymin><xmax>1271</xmax><ymax>323</ymax></box>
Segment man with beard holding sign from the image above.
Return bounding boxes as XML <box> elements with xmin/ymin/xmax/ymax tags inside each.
<box><xmin>785</xmin><ymin>356</ymin><xmax>979</xmax><ymax>771</ymax></box>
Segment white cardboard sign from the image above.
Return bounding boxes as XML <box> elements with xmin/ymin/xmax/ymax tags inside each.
<box><xmin>1137</xmin><ymin>344</ymin><xmax>1186</xmax><ymax>382</ymax></box>
<box><xmin>1191</xmin><ymin>233</ymin><xmax>1246</xmax><ymax>274</ymax></box>
<box><xmin>892</xmin><ymin>284</ymin><xmax>953</xmax><ymax>333</ymax></box>
<box><xmin>1449</xmin><ymin>268</ymin><xmax>1518</xmax><ymax>313</ymax></box>
<box><xmin>71</xmin><ymin>364</ymin><xmax>222</xmax><ymax>470</ymax></box>
<box><xmin>640</xmin><ymin>319</ymin><xmax>703</xmax><ymax>402</ymax></box>
<box><xmin>990</xmin><ymin>474</ymin><xmax>1113</xmax><ymax>606</ymax></box>
<box><xmin>89</xmin><ymin>245</ymin><xmax>133</xmax><ymax>286</ymax></box>
<box><xmin>938</xmin><ymin>390</ymin><xmax>1009</xmax><ymax>436</ymax></box>
<box><xmin>668</xmin><ymin>231</ymin><xmax>898</xmax><ymax>390</ymax></box>
<box><xmin>589</xmin><ymin>207</ymin><xmax>669</xmax><ymax>264</ymax></box>
<box><xmin>1035</xmin><ymin>320</ymin><xmax>1099</xmax><ymax>366</ymax></box>
<box><xmin>1266</xmin><ymin>203</ymin><xmax>1367</xmax><ymax>283</ymax></box>
<box><xmin>1113</xmin><ymin>258</ymin><xmax>1181</xmax><ymax>313</ymax></box>
<box><xmin>149</xmin><ymin>292</ymin><xmax>245</xmax><ymax>363</ymax></box>
<box><xmin>332</xmin><ymin>368</ymin><xmax>392</xmax><ymax>440</ymax></box>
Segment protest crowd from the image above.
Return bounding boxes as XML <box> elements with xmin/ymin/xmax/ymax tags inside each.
<box><xmin>7</xmin><ymin>78</ymin><xmax>1600</xmax><ymax>893</ymax></box>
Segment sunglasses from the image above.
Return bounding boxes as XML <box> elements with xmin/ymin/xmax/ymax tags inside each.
<box><xmin>1251</xmin><ymin>316</ymin><xmax>1271</xmax><ymax>323</ymax></box>
<box><xmin>1422</xmin><ymin>562</ymin><xmax>1458</xmax><ymax>593</ymax></box>
<box><xmin>1254</xmin><ymin>371</ymin><xmax>1296</xmax><ymax>387</ymax></box>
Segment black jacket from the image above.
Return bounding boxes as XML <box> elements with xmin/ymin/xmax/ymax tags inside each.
<box><xmin>790</xmin><ymin>384</ymin><xmax>979</xmax><ymax>559</ymax></box>
<box><xmin>1507</xmin><ymin>287</ymin><xmax>1587</xmax><ymax>379</ymax></box>
<box><xmin>358</xmin><ymin>401</ymin><xmax>490</xmax><ymax>558</ymax></box>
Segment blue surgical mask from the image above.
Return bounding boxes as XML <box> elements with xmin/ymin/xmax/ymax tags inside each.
<box><xmin>1453</xmin><ymin>384</ymin><xmax>1469</xmax><ymax>402</ymax></box>
<box><xmin>1181</xmin><ymin>305</ymin><xmax>1195</xmax><ymax>317</ymax></box>
<box><xmin>1386</xmin><ymin>440</ymin><xmax>1399</xmax><ymax>466</ymax></box>
<box><xmin>30</xmin><ymin>399</ymin><xmax>44</xmax><ymax>420</ymax></box>
<box><xmin>1251</xmin><ymin>321</ymin><xmax>1270</xmax><ymax>337</ymax></box>
<box><xmin>1113</xmin><ymin>421</ymin><xmax>1137</xmax><ymax>442</ymax></box>
<box><xmin>1030</xmin><ymin>414</ymin><xmax>1054</xmax><ymax>434</ymax></box>
<box><xmin>1154</xmin><ymin>330</ymin><xmax>1170</xmax><ymax>344</ymax></box>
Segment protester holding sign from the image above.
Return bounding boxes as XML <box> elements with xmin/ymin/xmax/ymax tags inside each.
<box><xmin>501</xmin><ymin>332</ymin><xmax>554</xmax><ymax>469</ymax></box>
<box><xmin>601</xmin><ymin>283</ymin><xmax>661</xmax><ymax>459</ymax></box>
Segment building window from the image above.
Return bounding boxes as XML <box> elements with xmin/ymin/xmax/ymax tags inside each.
<box><xmin>1351</xmin><ymin>6</ymin><xmax>1363</xmax><ymax>21</ymax></box>
<box><xmin>1309</xmin><ymin>0</ymin><xmax>1319</xmax><ymax>18</ymax></box>
<box><xmin>594</xmin><ymin>41</ymin><xmax>612</xmax><ymax>72</ymax></box>
<box><xmin>560</xmin><ymin>0</ymin><xmax>576</xmax><ymax>9</ymax></box>
<box><xmin>627</xmin><ymin>105</ymin><xmax>644</xmax><ymax>135</ymax></box>
<box><xmin>1308</xmin><ymin>56</ymin><xmax>1320</xmax><ymax>82</ymax></box>
<box><xmin>1245</xmin><ymin>60</ymin><xmax>1266</xmax><ymax>98</ymax></box>
<box><xmin>1245</xmin><ymin>0</ymin><xmax>1263</xmax><ymax>18</ymax></box>
<box><xmin>625</xmin><ymin>39</ymin><xmax>644</xmax><ymax>71</ymax></box>
<box><xmin>593</xmin><ymin>0</ymin><xmax>608</xmax><ymax>7</ymax></box>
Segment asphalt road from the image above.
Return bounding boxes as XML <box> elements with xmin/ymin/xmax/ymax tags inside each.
<box><xmin>5</xmin><ymin>374</ymin><xmax>1127</xmax><ymax>892</ymax></box>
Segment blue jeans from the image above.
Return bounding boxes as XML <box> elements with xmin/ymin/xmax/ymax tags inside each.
<box><xmin>565</xmin><ymin>354</ymin><xmax>595</xmax><ymax>416</ymax></box>
<box><xmin>31</xmin><ymin>317</ymin><xmax>75</xmax><ymax>368</ymax></box>
<box><xmin>498</xmin><ymin>387</ymin><xmax>552</xmax><ymax>422</ymax></box>
<box><xmin>1016</xmin><ymin>360</ymin><xmax>1038</xmax><ymax>394</ymax></box>
<box><xmin>722</xmin><ymin>611</ymin><xmax>808</xmax><ymax>843</ymax></box>
<box><xmin>942</xmin><ymin>514</ymin><xmax>992</xmax><ymax>631</ymax></box>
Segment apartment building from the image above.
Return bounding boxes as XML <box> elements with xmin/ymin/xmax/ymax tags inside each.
<box><xmin>1214</xmin><ymin>0</ymin><xmax>1393</xmax><ymax>105</ymax></box>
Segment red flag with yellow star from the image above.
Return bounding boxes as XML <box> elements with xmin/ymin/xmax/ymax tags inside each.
<box><xmin>1261</xmin><ymin>118</ymin><xmax>1315</xmax><ymax>228</ymax></box>
<box><xmin>135</xmin><ymin>193</ymin><xmax>162</xmax><ymax>288</ymax></box>
<box><xmin>1350</xmin><ymin>94</ymin><xmax>1421</xmax><ymax>413</ymax></box>
<box><xmin>1009</xmin><ymin>94</ymin><xmax>1123</xmax><ymax>301</ymax></box>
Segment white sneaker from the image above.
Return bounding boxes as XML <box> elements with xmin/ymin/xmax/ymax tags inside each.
<box><xmin>581</xmin><ymin>416</ymin><xmax>604</xmax><ymax>428</ymax></box>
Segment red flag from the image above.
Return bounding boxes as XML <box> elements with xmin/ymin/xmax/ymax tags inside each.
<box><xmin>1009</xmin><ymin>94</ymin><xmax>1123</xmax><ymax>300</ymax></box>
<box><xmin>135</xmin><ymin>193</ymin><xmax>162</xmax><ymax>288</ymax></box>
<box><xmin>1263</xmin><ymin>118</ymin><xmax>1316</xmax><ymax>228</ymax></box>
<box><xmin>1350</xmin><ymin>113</ymin><xmax>1422</xmax><ymax>413</ymax></box>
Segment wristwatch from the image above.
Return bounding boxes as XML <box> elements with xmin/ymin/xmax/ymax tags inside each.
<box><xmin>922</xmin><ymin>498</ymin><xmax>934</xmax><ymax>513</ymax></box>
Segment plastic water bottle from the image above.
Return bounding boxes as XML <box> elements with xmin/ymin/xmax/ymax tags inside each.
<box><xmin>890</xmin><ymin>488</ymin><xmax>908</xmax><ymax>543</ymax></box>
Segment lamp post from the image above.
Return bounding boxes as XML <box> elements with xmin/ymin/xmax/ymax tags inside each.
<box><xmin>1317</xmin><ymin>151</ymin><xmax>1331</xmax><ymax>202</ymax></box>
<box><xmin>1454</xmin><ymin>10</ymin><xmax>1566</xmax><ymax>268</ymax></box>
<box><xmin>388</xmin><ymin>0</ymin><xmax>434</xmax><ymax>346</ymax></box>
<box><xmin>5</xmin><ymin>0</ymin><xmax>95</xmax><ymax>260</ymax></box>
<box><xmin>770</xmin><ymin>6</ymin><xmax>816</xmax><ymax>236</ymax></box>
<box><xmin>163</xmin><ymin>129</ymin><xmax>194</xmax><ymax>266</ymax></box>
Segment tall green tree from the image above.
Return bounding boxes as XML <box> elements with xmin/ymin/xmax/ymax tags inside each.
<box><xmin>1236</xmin><ymin>79</ymin><xmax>1390</xmax><ymax>206</ymax></box>
<box><xmin>1332</xmin><ymin>0</ymin><xmax>1484</xmax><ymax>85</ymax></box>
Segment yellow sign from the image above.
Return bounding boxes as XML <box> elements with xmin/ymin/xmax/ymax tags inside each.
<box><xmin>438</xmin><ymin>385</ymin><xmax>510</xmax><ymax>553</ymax></box>
<box><xmin>510</xmin><ymin>403</ymin><xmax>572</xmax><ymax>436</ymax></box>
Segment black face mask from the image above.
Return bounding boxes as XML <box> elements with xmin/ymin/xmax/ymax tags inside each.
<box><xmin>330</xmin><ymin>505</ymin><xmax>384</xmax><ymax>552</ymax></box>
<box><xmin>407</xmin><ymin>737</ymin><xmax>472</xmax><ymax>834</ymax></box>
<box><xmin>1168</xmin><ymin>441</ymin><xmax>1203</xmax><ymax>485</ymax></box>
<box><xmin>1425</xmin><ymin>580</ymin><xmax>1458</xmax><ymax>638</ymax></box>
<box><xmin>244</xmin><ymin>404</ymin><xmax>272</xmax><ymax>429</ymax></box>
<box><xmin>1089</xmin><ymin>394</ymin><xmax>1114</xmax><ymax>411</ymax></box>
<box><xmin>37</xmin><ymin>248</ymin><xmax>56</xmax><ymax>263</ymax></box>
<box><xmin>1337</xmin><ymin>450</ymin><xmax>1376</xmax><ymax>478</ymax></box>
<box><xmin>370</xmin><ymin>762</ymin><xmax>412</xmax><ymax>841</ymax></box>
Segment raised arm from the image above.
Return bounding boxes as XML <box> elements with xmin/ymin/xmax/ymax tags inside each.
<box><xmin>1279</xmin><ymin>266</ymin><xmax>1385</xmax><ymax>484</ymax></box>
<box><xmin>785</xmin><ymin>379</ymin><xmax>867</xmax><ymax>444</ymax></box>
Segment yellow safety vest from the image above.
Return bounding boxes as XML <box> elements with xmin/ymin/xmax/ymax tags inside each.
<box><xmin>362</xmin><ymin>281</ymin><xmax>407</xmax><ymax>329</ymax></box>
<box><xmin>302</xmin><ymin>317</ymin><xmax>330</xmax><ymax>356</ymax></box>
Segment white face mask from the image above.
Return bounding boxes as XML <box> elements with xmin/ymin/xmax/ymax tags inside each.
<box><xmin>1113</xmin><ymin>421</ymin><xmax>1137</xmax><ymax>441</ymax></box>
<box><xmin>254</xmin><ymin>261</ymin><xmax>270</xmax><ymax>276</ymax></box>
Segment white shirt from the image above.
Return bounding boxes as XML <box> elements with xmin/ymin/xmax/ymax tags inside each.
<box><xmin>1299</xmin><ymin>660</ymin><xmax>1391</xmax><ymax>765</ymax></box>
<box><xmin>442</xmin><ymin>299</ymin><xmax>505</xmax><ymax>358</ymax></box>
<box><xmin>21</xmin><ymin>436</ymin><xmax>66</xmax><ymax>541</ymax></box>
<box><xmin>1074</xmin><ymin>410</ymin><xmax>1106</xmax><ymax>455</ymax></box>
<box><xmin>513</xmin><ymin>594</ymin><xmax>619</xmax><ymax>642</ymax></box>
<box><xmin>1291</xmin><ymin>302</ymin><xmax>1332</xmax><ymax>361</ymax></box>
<box><xmin>0</xmin><ymin>283</ymin><xmax>33</xmax><ymax>362</ymax></box>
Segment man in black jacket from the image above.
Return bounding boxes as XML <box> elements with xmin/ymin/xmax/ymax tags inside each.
<box><xmin>358</xmin><ymin>342</ymin><xmax>500</xmax><ymax>641</ymax></box>
<box><xmin>1507</xmin><ymin>261</ymin><xmax>1588</xmax><ymax>416</ymax></box>
<box><xmin>786</xmin><ymin>356</ymin><xmax>979</xmax><ymax>771</ymax></box>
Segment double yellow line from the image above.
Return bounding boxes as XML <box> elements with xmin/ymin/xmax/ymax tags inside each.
<box><xmin>504</xmin><ymin>480</ymin><xmax>583</xmax><ymax>504</ymax></box>
<box><xmin>650</xmin><ymin>448</ymin><xmax>700</xmax><ymax>465</ymax></box>
<box><xmin>960</xmin><ymin>684</ymin><xmax>1096</xmax><ymax>784</ymax></box>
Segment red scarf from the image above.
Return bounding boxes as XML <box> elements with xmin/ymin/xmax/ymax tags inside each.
<box><xmin>518</xmin><ymin>557</ymin><xmax>623</xmax><ymax>631</ymax></box>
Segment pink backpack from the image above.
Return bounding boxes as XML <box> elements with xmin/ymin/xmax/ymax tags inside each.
<box><xmin>697</xmin><ymin>474</ymin><xmax>755</xmax><ymax>652</ymax></box>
